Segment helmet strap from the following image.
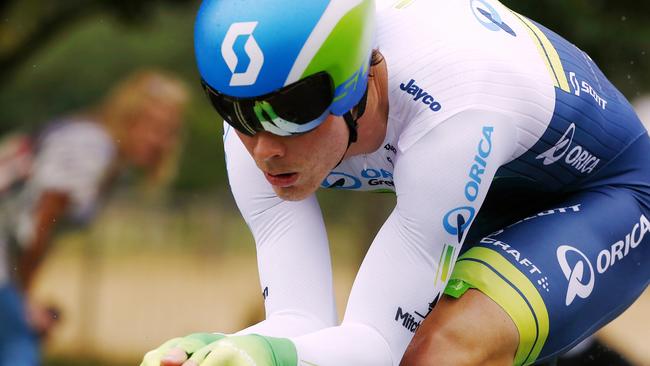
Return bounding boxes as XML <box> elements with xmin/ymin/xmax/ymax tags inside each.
<box><xmin>335</xmin><ymin>85</ymin><xmax>369</xmax><ymax>169</ymax></box>
<box><xmin>342</xmin><ymin>85</ymin><xmax>369</xmax><ymax>146</ymax></box>
<box><xmin>343</xmin><ymin>112</ymin><xmax>359</xmax><ymax>145</ymax></box>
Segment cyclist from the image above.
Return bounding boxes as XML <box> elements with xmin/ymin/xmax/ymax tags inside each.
<box><xmin>0</xmin><ymin>70</ymin><xmax>188</xmax><ymax>366</ymax></box>
<box><xmin>143</xmin><ymin>0</ymin><xmax>648</xmax><ymax>365</ymax></box>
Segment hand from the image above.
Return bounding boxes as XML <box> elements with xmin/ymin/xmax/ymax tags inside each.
<box><xmin>141</xmin><ymin>333</ymin><xmax>225</xmax><ymax>366</ymax></box>
<box><xmin>25</xmin><ymin>301</ymin><xmax>61</xmax><ymax>338</ymax></box>
<box><xmin>142</xmin><ymin>334</ymin><xmax>297</xmax><ymax>366</ymax></box>
<box><xmin>185</xmin><ymin>335</ymin><xmax>296</xmax><ymax>366</ymax></box>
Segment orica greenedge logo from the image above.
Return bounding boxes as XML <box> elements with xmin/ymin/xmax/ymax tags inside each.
<box><xmin>470</xmin><ymin>0</ymin><xmax>516</xmax><ymax>37</ymax></box>
<box><xmin>442</xmin><ymin>126</ymin><xmax>494</xmax><ymax>243</ymax></box>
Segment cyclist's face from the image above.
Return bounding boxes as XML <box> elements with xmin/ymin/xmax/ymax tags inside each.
<box><xmin>237</xmin><ymin>115</ymin><xmax>348</xmax><ymax>201</ymax></box>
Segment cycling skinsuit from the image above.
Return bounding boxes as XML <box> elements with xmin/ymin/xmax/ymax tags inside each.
<box><xmin>223</xmin><ymin>1</ymin><xmax>649</xmax><ymax>365</ymax></box>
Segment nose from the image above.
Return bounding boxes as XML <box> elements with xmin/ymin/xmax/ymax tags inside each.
<box><xmin>252</xmin><ymin>132</ymin><xmax>286</xmax><ymax>161</ymax></box>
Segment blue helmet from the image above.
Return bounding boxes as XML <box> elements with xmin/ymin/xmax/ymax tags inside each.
<box><xmin>195</xmin><ymin>0</ymin><xmax>376</xmax><ymax>138</ymax></box>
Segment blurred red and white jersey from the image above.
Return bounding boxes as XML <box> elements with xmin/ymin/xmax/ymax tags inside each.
<box><xmin>0</xmin><ymin>120</ymin><xmax>115</xmax><ymax>285</ymax></box>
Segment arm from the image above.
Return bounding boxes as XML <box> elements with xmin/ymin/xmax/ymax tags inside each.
<box><xmin>141</xmin><ymin>127</ymin><xmax>340</xmax><ymax>366</ymax></box>
<box><xmin>142</xmin><ymin>112</ymin><xmax>518</xmax><ymax>366</ymax></box>
<box><xmin>291</xmin><ymin>110</ymin><xmax>518</xmax><ymax>365</ymax></box>
<box><xmin>17</xmin><ymin>122</ymin><xmax>114</xmax><ymax>289</ymax></box>
<box><xmin>224</xmin><ymin>126</ymin><xmax>337</xmax><ymax>337</ymax></box>
<box><xmin>17</xmin><ymin>190</ymin><xmax>70</xmax><ymax>290</ymax></box>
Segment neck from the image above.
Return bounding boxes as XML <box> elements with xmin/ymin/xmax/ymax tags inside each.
<box><xmin>345</xmin><ymin>58</ymin><xmax>389</xmax><ymax>158</ymax></box>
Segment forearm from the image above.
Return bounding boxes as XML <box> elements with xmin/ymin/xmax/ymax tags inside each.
<box><xmin>17</xmin><ymin>191</ymin><xmax>69</xmax><ymax>290</ymax></box>
<box><xmin>226</xmin><ymin>130</ymin><xmax>338</xmax><ymax>337</ymax></box>
<box><xmin>289</xmin><ymin>211</ymin><xmax>442</xmax><ymax>366</ymax></box>
<box><xmin>237</xmin><ymin>311</ymin><xmax>331</xmax><ymax>338</ymax></box>
<box><xmin>293</xmin><ymin>323</ymin><xmax>394</xmax><ymax>366</ymax></box>
<box><xmin>238</xmin><ymin>197</ymin><xmax>338</xmax><ymax>338</ymax></box>
<box><xmin>18</xmin><ymin>240</ymin><xmax>47</xmax><ymax>291</ymax></box>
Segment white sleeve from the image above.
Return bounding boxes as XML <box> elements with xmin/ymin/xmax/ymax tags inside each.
<box><xmin>223</xmin><ymin>126</ymin><xmax>337</xmax><ymax>337</ymax></box>
<box><xmin>30</xmin><ymin>122</ymin><xmax>114</xmax><ymax>218</ymax></box>
<box><xmin>291</xmin><ymin>110</ymin><xmax>518</xmax><ymax>365</ymax></box>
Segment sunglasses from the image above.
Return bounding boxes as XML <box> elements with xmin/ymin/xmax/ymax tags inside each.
<box><xmin>202</xmin><ymin>72</ymin><xmax>336</xmax><ymax>137</ymax></box>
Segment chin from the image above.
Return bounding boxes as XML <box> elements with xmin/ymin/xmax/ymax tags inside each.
<box><xmin>273</xmin><ymin>183</ymin><xmax>317</xmax><ymax>202</ymax></box>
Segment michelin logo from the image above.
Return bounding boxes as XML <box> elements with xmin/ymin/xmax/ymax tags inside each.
<box><xmin>395</xmin><ymin>307</ymin><xmax>421</xmax><ymax>333</ymax></box>
<box><xmin>536</xmin><ymin>123</ymin><xmax>600</xmax><ymax>174</ymax></box>
<box><xmin>222</xmin><ymin>22</ymin><xmax>264</xmax><ymax>86</ymax></box>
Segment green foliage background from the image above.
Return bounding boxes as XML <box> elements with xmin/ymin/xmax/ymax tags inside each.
<box><xmin>0</xmin><ymin>0</ymin><xmax>648</xmax><ymax>193</ymax></box>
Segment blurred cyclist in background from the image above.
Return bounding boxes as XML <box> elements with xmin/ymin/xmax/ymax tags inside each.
<box><xmin>0</xmin><ymin>70</ymin><xmax>188</xmax><ymax>366</ymax></box>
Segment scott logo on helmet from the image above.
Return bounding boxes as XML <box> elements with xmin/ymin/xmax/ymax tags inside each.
<box><xmin>221</xmin><ymin>22</ymin><xmax>265</xmax><ymax>87</ymax></box>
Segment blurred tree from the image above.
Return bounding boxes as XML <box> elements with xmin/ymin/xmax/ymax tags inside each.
<box><xmin>0</xmin><ymin>1</ymin><xmax>647</xmax><ymax>192</ymax></box>
<box><xmin>0</xmin><ymin>0</ymin><xmax>194</xmax><ymax>84</ymax></box>
<box><xmin>0</xmin><ymin>2</ymin><xmax>228</xmax><ymax>193</ymax></box>
<box><xmin>503</xmin><ymin>0</ymin><xmax>650</xmax><ymax>97</ymax></box>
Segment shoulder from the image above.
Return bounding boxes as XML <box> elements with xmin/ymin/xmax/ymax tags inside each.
<box><xmin>27</xmin><ymin>120</ymin><xmax>115</xmax><ymax>219</ymax></box>
<box><xmin>377</xmin><ymin>0</ymin><xmax>556</xmax><ymax>153</ymax></box>
<box><xmin>38</xmin><ymin>120</ymin><xmax>115</xmax><ymax>160</ymax></box>
<box><xmin>33</xmin><ymin>119</ymin><xmax>116</xmax><ymax>187</ymax></box>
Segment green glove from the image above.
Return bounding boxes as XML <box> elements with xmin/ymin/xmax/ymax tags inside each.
<box><xmin>141</xmin><ymin>332</ymin><xmax>225</xmax><ymax>366</ymax></box>
<box><xmin>185</xmin><ymin>334</ymin><xmax>297</xmax><ymax>366</ymax></box>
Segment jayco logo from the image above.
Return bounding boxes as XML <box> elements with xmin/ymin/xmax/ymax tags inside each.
<box><xmin>556</xmin><ymin>245</ymin><xmax>595</xmax><ymax>306</ymax></box>
<box><xmin>221</xmin><ymin>22</ymin><xmax>265</xmax><ymax>87</ymax></box>
<box><xmin>399</xmin><ymin>79</ymin><xmax>442</xmax><ymax>112</ymax></box>
<box><xmin>536</xmin><ymin>123</ymin><xmax>600</xmax><ymax>174</ymax></box>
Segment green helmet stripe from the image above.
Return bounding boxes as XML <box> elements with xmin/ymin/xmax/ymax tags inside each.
<box><xmin>301</xmin><ymin>0</ymin><xmax>375</xmax><ymax>89</ymax></box>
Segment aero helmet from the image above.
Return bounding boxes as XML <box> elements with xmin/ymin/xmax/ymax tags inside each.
<box><xmin>195</xmin><ymin>0</ymin><xmax>376</xmax><ymax>142</ymax></box>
